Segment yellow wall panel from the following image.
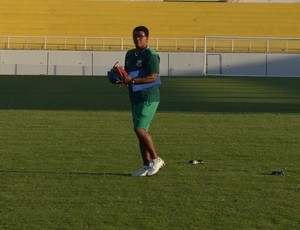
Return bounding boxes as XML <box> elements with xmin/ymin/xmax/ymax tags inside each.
<box><xmin>0</xmin><ymin>1</ymin><xmax>299</xmax><ymax>38</ymax></box>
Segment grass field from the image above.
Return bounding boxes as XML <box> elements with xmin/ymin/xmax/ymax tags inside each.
<box><xmin>0</xmin><ymin>75</ymin><xmax>299</xmax><ymax>229</ymax></box>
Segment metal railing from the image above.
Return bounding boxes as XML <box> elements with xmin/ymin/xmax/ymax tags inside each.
<box><xmin>204</xmin><ymin>36</ymin><xmax>300</xmax><ymax>53</ymax></box>
<box><xmin>203</xmin><ymin>36</ymin><xmax>300</xmax><ymax>76</ymax></box>
<box><xmin>0</xmin><ymin>35</ymin><xmax>299</xmax><ymax>53</ymax></box>
<box><xmin>0</xmin><ymin>36</ymin><xmax>203</xmax><ymax>52</ymax></box>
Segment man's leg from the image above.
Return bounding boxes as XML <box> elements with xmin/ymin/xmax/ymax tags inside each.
<box><xmin>131</xmin><ymin>101</ymin><xmax>164</xmax><ymax>176</ymax></box>
<box><xmin>135</xmin><ymin>128</ymin><xmax>158</xmax><ymax>164</ymax></box>
<box><xmin>138</xmin><ymin>140</ymin><xmax>151</xmax><ymax>166</ymax></box>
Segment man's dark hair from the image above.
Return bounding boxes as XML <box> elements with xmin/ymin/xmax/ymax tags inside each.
<box><xmin>133</xmin><ymin>26</ymin><xmax>149</xmax><ymax>37</ymax></box>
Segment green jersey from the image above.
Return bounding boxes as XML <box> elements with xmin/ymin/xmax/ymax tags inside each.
<box><xmin>125</xmin><ymin>46</ymin><xmax>160</xmax><ymax>104</ymax></box>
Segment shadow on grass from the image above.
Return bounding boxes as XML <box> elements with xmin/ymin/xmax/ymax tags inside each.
<box><xmin>0</xmin><ymin>170</ymin><xmax>131</xmax><ymax>177</ymax></box>
<box><xmin>0</xmin><ymin>75</ymin><xmax>299</xmax><ymax>113</ymax></box>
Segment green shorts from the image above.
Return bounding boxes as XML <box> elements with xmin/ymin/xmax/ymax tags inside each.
<box><xmin>131</xmin><ymin>101</ymin><xmax>159</xmax><ymax>130</ymax></box>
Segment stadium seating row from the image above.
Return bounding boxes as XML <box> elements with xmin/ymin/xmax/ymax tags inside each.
<box><xmin>0</xmin><ymin>0</ymin><xmax>300</xmax><ymax>38</ymax></box>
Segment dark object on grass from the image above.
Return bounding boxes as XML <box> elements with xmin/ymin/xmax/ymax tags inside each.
<box><xmin>271</xmin><ymin>171</ymin><xmax>284</xmax><ymax>176</ymax></box>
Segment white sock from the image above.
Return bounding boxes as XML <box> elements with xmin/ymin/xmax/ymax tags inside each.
<box><xmin>152</xmin><ymin>158</ymin><xmax>159</xmax><ymax>163</ymax></box>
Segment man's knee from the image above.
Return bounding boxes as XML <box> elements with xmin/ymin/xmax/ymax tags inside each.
<box><xmin>134</xmin><ymin>127</ymin><xmax>148</xmax><ymax>137</ymax></box>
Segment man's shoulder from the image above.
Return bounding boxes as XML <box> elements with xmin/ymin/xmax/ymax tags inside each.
<box><xmin>126</xmin><ymin>49</ymin><xmax>136</xmax><ymax>57</ymax></box>
<box><xmin>146</xmin><ymin>47</ymin><xmax>158</xmax><ymax>56</ymax></box>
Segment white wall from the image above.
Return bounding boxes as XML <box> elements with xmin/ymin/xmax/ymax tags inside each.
<box><xmin>0</xmin><ymin>50</ymin><xmax>48</xmax><ymax>75</ymax></box>
<box><xmin>206</xmin><ymin>53</ymin><xmax>300</xmax><ymax>76</ymax></box>
<box><xmin>0</xmin><ymin>49</ymin><xmax>299</xmax><ymax>77</ymax></box>
<box><xmin>0</xmin><ymin>50</ymin><xmax>203</xmax><ymax>77</ymax></box>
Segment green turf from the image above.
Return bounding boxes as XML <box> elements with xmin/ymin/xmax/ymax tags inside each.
<box><xmin>0</xmin><ymin>75</ymin><xmax>299</xmax><ymax>229</ymax></box>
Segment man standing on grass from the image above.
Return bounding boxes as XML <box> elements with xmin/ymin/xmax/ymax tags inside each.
<box><xmin>120</xmin><ymin>26</ymin><xmax>165</xmax><ymax>176</ymax></box>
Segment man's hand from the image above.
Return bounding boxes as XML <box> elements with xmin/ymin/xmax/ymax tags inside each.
<box><xmin>107</xmin><ymin>62</ymin><xmax>129</xmax><ymax>85</ymax></box>
<box><xmin>118</xmin><ymin>75</ymin><xmax>134</xmax><ymax>86</ymax></box>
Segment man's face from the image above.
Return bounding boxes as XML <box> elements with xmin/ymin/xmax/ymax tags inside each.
<box><xmin>133</xmin><ymin>31</ymin><xmax>148</xmax><ymax>49</ymax></box>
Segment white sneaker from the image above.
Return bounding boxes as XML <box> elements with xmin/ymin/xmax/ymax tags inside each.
<box><xmin>147</xmin><ymin>157</ymin><xmax>165</xmax><ymax>176</ymax></box>
<box><xmin>131</xmin><ymin>166</ymin><xmax>149</xmax><ymax>177</ymax></box>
